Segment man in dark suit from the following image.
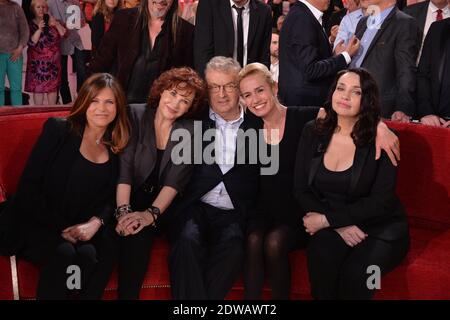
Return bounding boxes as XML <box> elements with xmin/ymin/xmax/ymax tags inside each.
<box><xmin>193</xmin><ymin>0</ymin><xmax>272</xmax><ymax>76</ymax></box>
<box><xmin>404</xmin><ymin>0</ymin><xmax>449</xmax><ymax>38</ymax></box>
<box><xmin>417</xmin><ymin>17</ymin><xmax>450</xmax><ymax>127</ymax></box>
<box><xmin>278</xmin><ymin>0</ymin><xmax>360</xmax><ymax>107</ymax></box>
<box><xmin>352</xmin><ymin>0</ymin><xmax>421</xmax><ymax>121</ymax></box>
<box><xmin>169</xmin><ymin>56</ymin><xmax>260</xmax><ymax>299</ymax></box>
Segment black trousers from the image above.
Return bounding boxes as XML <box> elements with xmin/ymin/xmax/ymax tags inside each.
<box><xmin>20</xmin><ymin>226</ymin><xmax>116</xmax><ymax>300</ymax></box>
<box><xmin>60</xmin><ymin>48</ymin><xmax>87</xmax><ymax>104</ymax></box>
<box><xmin>306</xmin><ymin>228</ymin><xmax>409</xmax><ymax>300</ymax></box>
<box><xmin>169</xmin><ymin>201</ymin><xmax>245</xmax><ymax>300</ymax></box>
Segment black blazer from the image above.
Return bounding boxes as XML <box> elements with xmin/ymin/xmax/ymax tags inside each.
<box><xmin>90</xmin><ymin>13</ymin><xmax>107</xmax><ymax>53</ymax></box>
<box><xmin>403</xmin><ymin>0</ymin><xmax>429</xmax><ymax>36</ymax></box>
<box><xmin>193</xmin><ymin>0</ymin><xmax>272</xmax><ymax>75</ymax></box>
<box><xmin>0</xmin><ymin>118</ymin><xmax>118</xmax><ymax>255</ymax></box>
<box><xmin>170</xmin><ymin>110</ymin><xmax>261</xmax><ymax>234</ymax></box>
<box><xmin>89</xmin><ymin>5</ymin><xmax>194</xmax><ymax>90</ymax></box>
<box><xmin>118</xmin><ymin>104</ymin><xmax>194</xmax><ymax>196</ymax></box>
<box><xmin>278</xmin><ymin>1</ymin><xmax>347</xmax><ymax>107</ymax></box>
<box><xmin>417</xmin><ymin>18</ymin><xmax>450</xmax><ymax>118</ymax></box>
<box><xmin>294</xmin><ymin>121</ymin><xmax>409</xmax><ymax>242</ymax></box>
<box><xmin>355</xmin><ymin>8</ymin><xmax>421</xmax><ymax>118</ymax></box>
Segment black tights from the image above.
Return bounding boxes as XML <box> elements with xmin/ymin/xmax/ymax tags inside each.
<box><xmin>244</xmin><ymin>223</ymin><xmax>304</xmax><ymax>299</ymax></box>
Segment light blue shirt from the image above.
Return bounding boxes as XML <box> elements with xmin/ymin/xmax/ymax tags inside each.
<box><xmin>333</xmin><ymin>9</ymin><xmax>364</xmax><ymax>51</ymax></box>
<box><xmin>350</xmin><ymin>5</ymin><xmax>395</xmax><ymax>68</ymax></box>
<box><xmin>200</xmin><ymin>107</ymin><xmax>244</xmax><ymax>210</ymax></box>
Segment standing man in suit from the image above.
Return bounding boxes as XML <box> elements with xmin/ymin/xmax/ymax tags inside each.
<box><xmin>278</xmin><ymin>0</ymin><xmax>360</xmax><ymax>107</ymax></box>
<box><xmin>404</xmin><ymin>0</ymin><xmax>449</xmax><ymax>61</ymax></box>
<box><xmin>352</xmin><ymin>0</ymin><xmax>421</xmax><ymax>121</ymax></box>
<box><xmin>193</xmin><ymin>0</ymin><xmax>272</xmax><ymax>76</ymax></box>
<box><xmin>417</xmin><ymin>17</ymin><xmax>450</xmax><ymax>127</ymax></box>
<box><xmin>169</xmin><ymin>56</ymin><xmax>260</xmax><ymax>300</ymax></box>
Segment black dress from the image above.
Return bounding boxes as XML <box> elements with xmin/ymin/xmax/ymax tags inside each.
<box><xmin>244</xmin><ymin>107</ymin><xmax>318</xmax><ymax>299</ymax></box>
<box><xmin>250</xmin><ymin>107</ymin><xmax>319</xmax><ymax>236</ymax></box>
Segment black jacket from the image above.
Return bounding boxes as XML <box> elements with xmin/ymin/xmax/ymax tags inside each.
<box><xmin>355</xmin><ymin>7</ymin><xmax>421</xmax><ymax>117</ymax></box>
<box><xmin>417</xmin><ymin>18</ymin><xmax>450</xmax><ymax>118</ymax></box>
<box><xmin>294</xmin><ymin>121</ymin><xmax>409</xmax><ymax>242</ymax></box>
<box><xmin>89</xmin><ymin>4</ymin><xmax>194</xmax><ymax>91</ymax></box>
<box><xmin>193</xmin><ymin>0</ymin><xmax>272</xmax><ymax>75</ymax></box>
<box><xmin>170</xmin><ymin>110</ymin><xmax>261</xmax><ymax>235</ymax></box>
<box><xmin>278</xmin><ymin>2</ymin><xmax>347</xmax><ymax>107</ymax></box>
<box><xmin>0</xmin><ymin>118</ymin><xmax>118</xmax><ymax>256</ymax></box>
<box><xmin>403</xmin><ymin>0</ymin><xmax>429</xmax><ymax>36</ymax></box>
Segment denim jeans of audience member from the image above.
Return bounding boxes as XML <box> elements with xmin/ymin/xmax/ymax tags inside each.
<box><xmin>60</xmin><ymin>48</ymin><xmax>87</xmax><ymax>104</ymax></box>
<box><xmin>0</xmin><ymin>53</ymin><xmax>23</xmax><ymax>106</ymax></box>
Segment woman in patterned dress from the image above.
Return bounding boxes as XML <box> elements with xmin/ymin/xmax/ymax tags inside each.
<box><xmin>25</xmin><ymin>0</ymin><xmax>66</xmax><ymax>105</ymax></box>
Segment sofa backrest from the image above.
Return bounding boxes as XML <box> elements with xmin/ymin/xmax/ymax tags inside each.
<box><xmin>0</xmin><ymin>108</ymin><xmax>448</xmax><ymax>225</ymax></box>
<box><xmin>386</xmin><ymin>121</ymin><xmax>450</xmax><ymax>226</ymax></box>
<box><xmin>0</xmin><ymin>106</ymin><xmax>70</xmax><ymax>202</ymax></box>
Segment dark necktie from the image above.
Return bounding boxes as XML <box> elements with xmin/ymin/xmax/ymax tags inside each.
<box><xmin>233</xmin><ymin>5</ymin><xmax>244</xmax><ymax>67</ymax></box>
<box><xmin>436</xmin><ymin>9</ymin><xmax>443</xmax><ymax>21</ymax></box>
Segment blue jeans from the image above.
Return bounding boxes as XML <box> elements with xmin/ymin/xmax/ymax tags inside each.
<box><xmin>0</xmin><ymin>53</ymin><xmax>23</xmax><ymax>106</ymax></box>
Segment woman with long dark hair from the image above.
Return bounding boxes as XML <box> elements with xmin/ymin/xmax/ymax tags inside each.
<box><xmin>1</xmin><ymin>73</ymin><xmax>130</xmax><ymax>299</ymax></box>
<box><xmin>294</xmin><ymin>68</ymin><xmax>409</xmax><ymax>299</ymax></box>
<box><xmin>89</xmin><ymin>0</ymin><xmax>195</xmax><ymax>104</ymax></box>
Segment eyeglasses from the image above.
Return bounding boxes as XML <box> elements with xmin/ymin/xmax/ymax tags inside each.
<box><xmin>208</xmin><ymin>83</ymin><xmax>238</xmax><ymax>93</ymax></box>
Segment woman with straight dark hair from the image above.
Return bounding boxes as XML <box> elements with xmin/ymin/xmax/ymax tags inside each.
<box><xmin>0</xmin><ymin>73</ymin><xmax>130</xmax><ymax>299</ymax></box>
<box><xmin>89</xmin><ymin>0</ymin><xmax>195</xmax><ymax>104</ymax></box>
<box><xmin>294</xmin><ymin>68</ymin><xmax>409</xmax><ymax>300</ymax></box>
<box><xmin>90</xmin><ymin>0</ymin><xmax>121</xmax><ymax>53</ymax></box>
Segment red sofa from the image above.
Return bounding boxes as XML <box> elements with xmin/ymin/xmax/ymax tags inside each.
<box><xmin>1</xmin><ymin>106</ymin><xmax>449</xmax><ymax>300</ymax></box>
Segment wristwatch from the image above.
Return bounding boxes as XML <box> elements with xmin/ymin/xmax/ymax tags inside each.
<box><xmin>149</xmin><ymin>206</ymin><xmax>161</xmax><ymax>217</ymax></box>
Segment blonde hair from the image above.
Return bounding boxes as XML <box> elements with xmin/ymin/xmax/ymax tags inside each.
<box><xmin>30</xmin><ymin>0</ymin><xmax>48</xmax><ymax>17</ymax></box>
<box><xmin>238</xmin><ymin>62</ymin><xmax>275</xmax><ymax>87</ymax></box>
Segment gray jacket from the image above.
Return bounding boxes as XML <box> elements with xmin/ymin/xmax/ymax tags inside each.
<box><xmin>118</xmin><ymin>104</ymin><xmax>195</xmax><ymax>195</ymax></box>
<box><xmin>47</xmin><ymin>0</ymin><xmax>84</xmax><ymax>55</ymax></box>
<box><xmin>0</xmin><ymin>1</ymin><xmax>29</xmax><ymax>53</ymax></box>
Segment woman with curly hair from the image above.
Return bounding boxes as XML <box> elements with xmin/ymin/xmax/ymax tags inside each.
<box><xmin>25</xmin><ymin>0</ymin><xmax>66</xmax><ymax>105</ymax></box>
<box><xmin>294</xmin><ymin>68</ymin><xmax>410</xmax><ymax>300</ymax></box>
<box><xmin>105</xmin><ymin>67</ymin><xmax>206</xmax><ymax>300</ymax></box>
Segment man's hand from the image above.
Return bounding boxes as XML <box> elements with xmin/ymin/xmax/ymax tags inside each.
<box><xmin>10</xmin><ymin>46</ymin><xmax>23</xmax><ymax>62</ymax></box>
<box><xmin>420</xmin><ymin>115</ymin><xmax>447</xmax><ymax>127</ymax></box>
<box><xmin>375</xmin><ymin>121</ymin><xmax>400</xmax><ymax>166</ymax></box>
<box><xmin>303</xmin><ymin>212</ymin><xmax>330</xmax><ymax>235</ymax></box>
<box><xmin>344</xmin><ymin>36</ymin><xmax>360</xmax><ymax>57</ymax></box>
<box><xmin>329</xmin><ymin>25</ymin><xmax>339</xmax><ymax>44</ymax></box>
<box><xmin>335</xmin><ymin>225</ymin><xmax>367</xmax><ymax>247</ymax></box>
<box><xmin>391</xmin><ymin>111</ymin><xmax>411</xmax><ymax>123</ymax></box>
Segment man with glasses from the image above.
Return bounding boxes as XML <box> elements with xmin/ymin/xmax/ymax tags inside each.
<box><xmin>169</xmin><ymin>56</ymin><xmax>260</xmax><ymax>299</ymax></box>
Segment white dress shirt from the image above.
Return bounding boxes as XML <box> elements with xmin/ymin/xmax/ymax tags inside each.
<box><xmin>200</xmin><ymin>107</ymin><xmax>245</xmax><ymax>210</ymax></box>
<box><xmin>417</xmin><ymin>2</ymin><xmax>450</xmax><ymax>63</ymax></box>
<box><xmin>270</xmin><ymin>60</ymin><xmax>279</xmax><ymax>82</ymax></box>
<box><xmin>299</xmin><ymin>0</ymin><xmax>351</xmax><ymax>64</ymax></box>
<box><xmin>424</xmin><ymin>2</ymin><xmax>450</xmax><ymax>39</ymax></box>
<box><xmin>230</xmin><ymin>0</ymin><xmax>250</xmax><ymax>67</ymax></box>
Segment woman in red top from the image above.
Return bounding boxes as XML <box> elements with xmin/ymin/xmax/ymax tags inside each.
<box><xmin>91</xmin><ymin>0</ymin><xmax>121</xmax><ymax>53</ymax></box>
